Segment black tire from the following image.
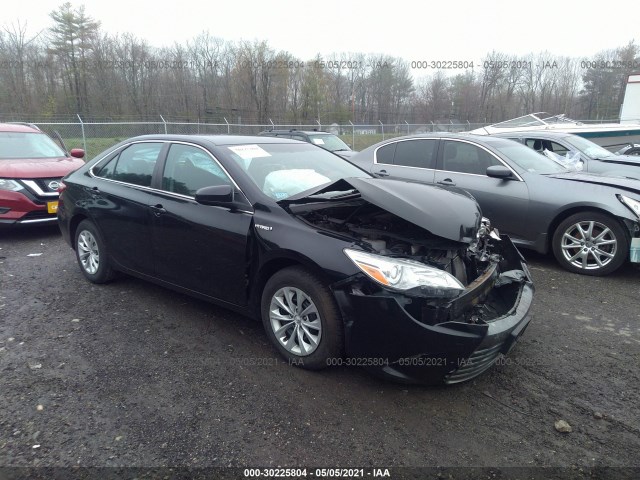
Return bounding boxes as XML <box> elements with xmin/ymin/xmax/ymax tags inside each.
<box><xmin>74</xmin><ymin>220</ymin><xmax>116</xmax><ymax>283</ymax></box>
<box><xmin>623</xmin><ymin>147</ymin><xmax>640</xmax><ymax>156</ymax></box>
<box><xmin>552</xmin><ymin>212</ymin><xmax>628</xmax><ymax>276</ymax></box>
<box><xmin>261</xmin><ymin>266</ymin><xmax>344</xmax><ymax>370</ymax></box>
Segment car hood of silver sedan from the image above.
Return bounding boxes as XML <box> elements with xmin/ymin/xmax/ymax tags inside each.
<box><xmin>281</xmin><ymin>177</ymin><xmax>482</xmax><ymax>244</ymax></box>
<box><xmin>547</xmin><ymin>171</ymin><xmax>640</xmax><ymax>194</ymax></box>
<box><xmin>596</xmin><ymin>154</ymin><xmax>640</xmax><ymax>166</ymax></box>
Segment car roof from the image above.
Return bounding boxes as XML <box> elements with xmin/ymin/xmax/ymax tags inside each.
<box><xmin>491</xmin><ymin>131</ymin><xmax>573</xmax><ymax>140</ymax></box>
<box><xmin>0</xmin><ymin>122</ymin><xmax>41</xmax><ymax>133</ymax></box>
<box><xmin>370</xmin><ymin>132</ymin><xmax>517</xmax><ymax>146</ymax></box>
<box><xmin>122</xmin><ymin>134</ymin><xmax>308</xmax><ymax>146</ymax></box>
<box><xmin>260</xmin><ymin>130</ymin><xmax>332</xmax><ymax>135</ymax></box>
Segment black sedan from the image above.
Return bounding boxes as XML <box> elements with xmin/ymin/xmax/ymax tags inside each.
<box><xmin>58</xmin><ymin>135</ymin><xmax>533</xmax><ymax>385</ymax></box>
<box><xmin>349</xmin><ymin>133</ymin><xmax>640</xmax><ymax>276</ymax></box>
<box><xmin>492</xmin><ymin>130</ymin><xmax>640</xmax><ymax>179</ymax></box>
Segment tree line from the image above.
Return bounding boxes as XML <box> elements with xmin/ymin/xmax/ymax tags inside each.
<box><xmin>0</xmin><ymin>2</ymin><xmax>638</xmax><ymax>125</ymax></box>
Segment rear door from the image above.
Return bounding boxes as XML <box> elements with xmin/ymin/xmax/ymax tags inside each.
<box><xmin>148</xmin><ymin>142</ymin><xmax>253</xmax><ymax>305</ymax></box>
<box><xmin>370</xmin><ymin>138</ymin><xmax>438</xmax><ymax>184</ymax></box>
<box><xmin>90</xmin><ymin>141</ymin><xmax>166</xmax><ymax>275</ymax></box>
<box><xmin>433</xmin><ymin>139</ymin><xmax>531</xmax><ymax>239</ymax></box>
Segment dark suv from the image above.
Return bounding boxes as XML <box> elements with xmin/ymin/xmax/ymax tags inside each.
<box><xmin>0</xmin><ymin>123</ymin><xmax>85</xmax><ymax>226</ymax></box>
<box><xmin>258</xmin><ymin>129</ymin><xmax>356</xmax><ymax>158</ymax></box>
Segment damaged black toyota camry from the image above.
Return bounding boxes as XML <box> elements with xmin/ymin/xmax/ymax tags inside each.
<box><xmin>58</xmin><ymin>135</ymin><xmax>534</xmax><ymax>384</ymax></box>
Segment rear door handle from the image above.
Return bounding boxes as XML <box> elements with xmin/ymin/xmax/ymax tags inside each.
<box><xmin>150</xmin><ymin>204</ymin><xmax>167</xmax><ymax>216</ymax></box>
<box><xmin>375</xmin><ymin>169</ymin><xmax>389</xmax><ymax>177</ymax></box>
<box><xmin>437</xmin><ymin>178</ymin><xmax>456</xmax><ymax>186</ymax></box>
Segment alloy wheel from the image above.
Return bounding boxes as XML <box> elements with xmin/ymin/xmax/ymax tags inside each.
<box><xmin>77</xmin><ymin>230</ymin><xmax>100</xmax><ymax>275</ymax></box>
<box><xmin>560</xmin><ymin>220</ymin><xmax>617</xmax><ymax>271</ymax></box>
<box><xmin>269</xmin><ymin>287</ymin><xmax>322</xmax><ymax>356</ymax></box>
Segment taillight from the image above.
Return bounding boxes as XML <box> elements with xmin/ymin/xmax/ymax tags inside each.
<box><xmin>57</xmin><ymin>181</ymin><xmax>67</xmax><ymax>205</ymax></box>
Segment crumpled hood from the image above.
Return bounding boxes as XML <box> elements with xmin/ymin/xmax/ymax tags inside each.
<box><xmin>284</xmin><ymin>177</ymin><xmax>482</xmax><ymax>243</ymax></box>
<box><xmin>547</xmin><ymin>171</ymin><xmax>640</xmax><ymax>194</ymax></box>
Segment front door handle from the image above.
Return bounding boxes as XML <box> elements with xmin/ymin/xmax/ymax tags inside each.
<box><xmin>375</xmin><ymin>169</ymin><xmax>389</xmax><ymax>177</ymax></box>
<box><xmin>150</xmin><ymin>204</ymin><xmax>167</xmax><ymax>216</ymax></box>
<box><xmin>437</xmin><ymin>178</ymin><xmax>456</xmax><ymax>187</ymax></box>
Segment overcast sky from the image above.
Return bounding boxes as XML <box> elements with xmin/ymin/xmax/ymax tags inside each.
<box><xmin>3</xmin><ymin>0</ymin><xmax>638</xmax><ymax>64</ymax></box>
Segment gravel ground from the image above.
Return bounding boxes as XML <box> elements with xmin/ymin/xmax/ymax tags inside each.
<box><xmin>0</xmin><ymin>226</ymin><xmax>639</xmax><ymax>479</ymax></box>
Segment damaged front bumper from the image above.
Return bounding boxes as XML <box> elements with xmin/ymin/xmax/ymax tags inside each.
<box><xmin>331</xmin><ymin>235</ymin><xmax>534</xmax><ymax>385</ymax></box>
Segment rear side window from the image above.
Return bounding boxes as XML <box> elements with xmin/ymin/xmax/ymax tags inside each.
<box><xmin>95</xmin><ymin>142</ymin><xmax>163</xmax><ymax>187</ymax></box>
<box><xmin>376</xmin><ymin>143</ymin><xmax>397</xmax><ymax>164</ymax></box>
<box><xmin>393</xmin><ymin>140</ymin><xmax>437</xmax><ymax>168</ymax></box>
<box><xmin>375</xmin><ymin>139</ymin><xmax>437</xmax><ymax>169</ymax></box>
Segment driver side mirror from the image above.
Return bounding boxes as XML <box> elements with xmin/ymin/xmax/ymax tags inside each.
<box><xmin>195</xmin><ymin>185</ymin><xmax>234</xmax><ymax>206</ymax></box>
<box><xmin>486</xmin><ymin>165</ymin><xmax>513</xmax><ymax>179</ymax></box>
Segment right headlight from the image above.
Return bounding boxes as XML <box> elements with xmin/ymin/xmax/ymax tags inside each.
<box><xmin>344</xmin><ymin>248</ymin><xmax>465</xmax><ymax>298</ymax></box>
<box><xmin>619</xmin><ymin>195</ymin><xmax>640</xmax><ymax>218</ymax></box>
<box><xmin>0</xmin><ymin>179</ymin><xmax>24</xmax><ymax>192</ymax></box>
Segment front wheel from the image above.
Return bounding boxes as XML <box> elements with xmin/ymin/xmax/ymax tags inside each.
<box><xmin>261</xmin><ymin>267</ymin><xmax>344</xmax><ymax>370</ymax></box>
<box><xmin>552</xmin><ymin>212</ymin><xmax>628</xmax><ymax>276</ymax></box>
<box><xmin>74</xmin><ymin>220</ymin><xmax>116</xmax><ymax>283</ymax></box>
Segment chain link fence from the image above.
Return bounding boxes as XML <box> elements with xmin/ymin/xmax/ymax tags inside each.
<box><xmin>23</xmin><ymin>119</ymin><xmax>498</xmax><ymax>159</ymax></box>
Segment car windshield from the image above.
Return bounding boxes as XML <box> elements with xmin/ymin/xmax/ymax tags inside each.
<box><xmin>224</xmin><ymin>143</ymin><xmax>367</xmax><ymax>199</ymax></box>
<box><xmin>491</xmin><ymin>141</ymin><xmax>568</xmax><ymax>174</ymax></box>
<box><xmin>564</xmin><ymin>135</ymin><xmax>614</xmax><ymax>159</ymax></box>
<box><xmin>0</xmin><ymin>132</ymin><xmax>66</xmax><ymax>159</ymax></box>
<box><xmin>308</xmin><ymin>134</ymin><xmax>351</xmax><ymax>152</ymax></box>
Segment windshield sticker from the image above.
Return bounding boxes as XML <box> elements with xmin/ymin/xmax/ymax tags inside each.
<box><xmin>228</xmin><ymin>144</ymin><xmax>271</xmax><ymax>160</ymax></box>
<box><xmin>312</xmin><ymin>138</ymin><xmax>325</xmax><ymax>145</ymax></box>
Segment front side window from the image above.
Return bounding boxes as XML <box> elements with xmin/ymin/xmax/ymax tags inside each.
<box><xmin>441</xmin><ymin>141</ymin><xmax>501</xmax><ymax>175</ymax></box>
<box><xmin>162</xmin><ymin>144</ymin><xmax>231</xmax><ymax>196</ymax></box>
<box><xmin>548</xmin><ymin>141</ymin><xmax>569</xmax><ymax>155</ymax></box>
<box><xmin>95</xmin><ymin>142</ymin><xmax>163</xmax><ymax>187</ymax></box>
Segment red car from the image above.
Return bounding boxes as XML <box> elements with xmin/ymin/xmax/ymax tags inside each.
<box><xmin>0</xmin><ymin>123</ymin><xmax>85</xmax><ymax>226</ymax></box>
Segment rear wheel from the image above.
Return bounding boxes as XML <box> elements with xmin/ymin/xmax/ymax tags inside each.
<box><xmin>261</xmin><ymin>267</ymin><xmax>343</xmax><ymax>370</ymax></box>
<box><xmin>552</xmin><ymin>212</ymin><xmax>628</xmax><ymax>276</ymax></box>
<box><xmin>74</xmin><ymin>220</ymin><xmax>116</xmax><ymax>283</ymax></box>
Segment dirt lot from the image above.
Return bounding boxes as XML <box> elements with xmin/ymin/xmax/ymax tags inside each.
<box><xmin>1</xmin><ymin>226</ymin><xmax>639</xmax><ymax>478</ymax></box>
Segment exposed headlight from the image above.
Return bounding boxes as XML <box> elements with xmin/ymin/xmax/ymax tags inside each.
<box><xmin>0</xmin><ymin>179</ymin><xmax>24</xmax><ymax>192</ymax></box>
<box><xmin>619</xmin><ymin>195</ymin><xmax>640</xmax><ymax>218</ymax></box>
<box><xmin>344</xmin><ymin>248</ymin><xmax>465</xmax><ymax>298</ymax></box>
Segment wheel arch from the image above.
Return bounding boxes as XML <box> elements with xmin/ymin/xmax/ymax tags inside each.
<box><xmin>248</xmin><ymin>252</ymin><xmax>333</xmax><ymax>319</ymax></box>
<box><xmin>547</xmin><ymin>206</ymin><xmax>632</xmax><ymax>249</ymax></box>
<box><xmin>69</xmin><ymin>213</ymin><xmax>90</xmax><ymax>250</ymax></box>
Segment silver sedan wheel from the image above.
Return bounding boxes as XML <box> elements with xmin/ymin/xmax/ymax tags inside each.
<box><xmin>560</xmin><ymin>220</ymin><xmax>617</xmax><ymax>270</ymax></box>
<box><xmin>269</xmin><ymin>287</ymin><xmax>322</xmax><ymax>356</ymax></box>
<box><xmin>77</xmin><ymin>230</ymin><xmax>100</xmax><ymax>275</ymax></box>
